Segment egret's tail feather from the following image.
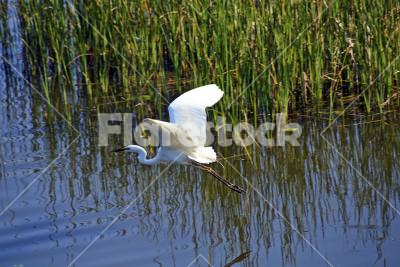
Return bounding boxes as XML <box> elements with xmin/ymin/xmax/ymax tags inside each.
<box><xmin>188</xmin><ymin>147</ymin><xmax>217</xmax><ymax>164</ymax></box>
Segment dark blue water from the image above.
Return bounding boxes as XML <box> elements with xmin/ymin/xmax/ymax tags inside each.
<box><xmin>1</xmin><ymin>62</ymin><xmax>400</xmax><ymax>266</ymax></box>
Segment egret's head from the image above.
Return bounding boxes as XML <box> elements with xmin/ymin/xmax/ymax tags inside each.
<box><xmin>112</xmin><ymin>145</ymin><xmax>146</xmax><ymax>158</ymax></box>
<box><xmin>112</xmin><ymin>147</ymin><xmax>129</xmax><ymax>153</ymax></box>
<box><xmin>112</xmin><ymin>146</ymin><xmax>139</xmax><ymax>163</ymax></box>
<box><xmin>113</xmin><ymin>146</ymin><xmax>142</xmax><ymax>165</ymax></box>
<box><xmin>112</xmin><ymin>145</ymin><xmax>149</xmax><ymax>165</ymax></box>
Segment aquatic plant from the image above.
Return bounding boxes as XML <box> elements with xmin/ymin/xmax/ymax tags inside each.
<box><xmin>0</xmin><ymin>0</ymin><xmax>399</xmax><ymax>119</ymax></box>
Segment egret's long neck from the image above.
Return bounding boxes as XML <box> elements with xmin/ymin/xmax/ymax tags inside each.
<box><xmin>126</xmin><ymin>145</ymin><xmax>159</xmax><ymax>165</ymax></box>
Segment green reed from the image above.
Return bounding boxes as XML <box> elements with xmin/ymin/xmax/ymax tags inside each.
<box><xmin>1</xmin><ymin>0</ymin><xmax>399</xmax><ymax>119</ymax></box>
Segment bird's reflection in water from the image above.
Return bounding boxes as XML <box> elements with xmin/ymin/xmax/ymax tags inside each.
<box><xmin>224</xmin><ymin>251</ymin><xmax>251</xmax><ymax>267</ymax></box>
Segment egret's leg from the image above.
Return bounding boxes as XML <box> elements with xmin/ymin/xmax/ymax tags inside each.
<box><xmin>190</xmin><ymin>162</ymin><xmax>246</xmax><ymax>194</ymax></box>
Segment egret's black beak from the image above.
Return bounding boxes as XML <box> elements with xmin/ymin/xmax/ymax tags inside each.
<box><xmin>112</xmin><ymin>147</ymin><xmax>128</xmax><ymax>153</ymax></box>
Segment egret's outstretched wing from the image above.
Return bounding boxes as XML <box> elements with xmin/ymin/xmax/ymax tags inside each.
<box><xmin>142</xmin><ymin>118</ymin><xmax>179</xmax><ymax>146</ymax></box>
<box><xmin>168</xmin><ymin>84</ymin><xmax>223</xmax><ymax>145</ymax></box>
<box><xmin>144</xmin><ymin>118</ymin><xmax>216</xmax><ymax>163</ymax></box>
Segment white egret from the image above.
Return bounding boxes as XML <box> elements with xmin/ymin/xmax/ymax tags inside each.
<box><xmin>113</xmin><ymin>84</ymin><xmax>245</xmax><ymax>193</ymax></box>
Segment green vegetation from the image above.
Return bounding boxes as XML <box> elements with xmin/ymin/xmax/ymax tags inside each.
<box><xmin>1</xmin><ymin>0</ymin><xmax>399</xmax><ymax>120</ymax></box>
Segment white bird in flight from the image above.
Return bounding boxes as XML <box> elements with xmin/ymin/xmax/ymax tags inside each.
<box><xmin>113</xmin><ymin>84</ymin><xmax>244</xmax><ymax>193</ymax></box>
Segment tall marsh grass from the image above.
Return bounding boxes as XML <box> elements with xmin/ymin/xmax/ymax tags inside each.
<box><xmin>1</xmin><ymin>0</ymin><xmax>399</xmax><ymax>119</ymax></box>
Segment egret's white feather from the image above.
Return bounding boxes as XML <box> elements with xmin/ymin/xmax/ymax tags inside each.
<box><xmin>187</xmin><ymin>147</ymin><xmax>217</xmax><ymax>164</ymax></box>
<box><xmin>144</xmin><ymin>118</ymin><xmax>217</xmax><ymax>164</ymax></box>
<box><xmin>168</xmin><ymin>84</ymin><xmax>223</xmax><ymax>146</ymax></box>
<box><xmin>139</xmin><ymin>85</ymin><xmax>222</xmax><ymax>165</ymax></box>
